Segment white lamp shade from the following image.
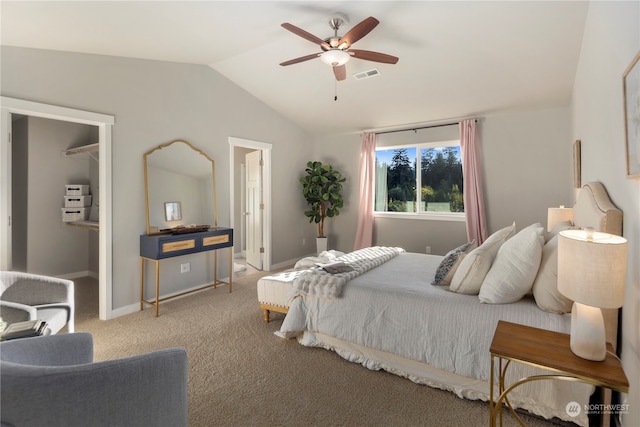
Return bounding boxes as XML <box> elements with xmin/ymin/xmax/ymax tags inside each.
<box><xmin>558</xmin><ymin>229</ymin><xmax>627</xmax><ymax>309</ymax></box>
<box><xmin>547</xmin><ymin>207</ymin><xmax>573</xmax><ymax>232</ymax></box>
<box><xmin>320</xmin><ymin>50</ymin><xmax>350</xmax><ymax>66</ymax></box>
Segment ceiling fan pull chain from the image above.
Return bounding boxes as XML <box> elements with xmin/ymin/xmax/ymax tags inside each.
<box><xmin>334</xmin><ymin>79</ymin><xmax>338</xmax><ymax>101</ymax></box>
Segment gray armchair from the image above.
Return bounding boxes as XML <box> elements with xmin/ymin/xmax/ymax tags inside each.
<box><xmin>0</xmin><ymin>332</ymin><xmax>188</xmax><ymax>427</ymax></box>
<box><xmin>0</xmin><ymin>271</ymin><xmax>74</xmax><ymax>334</ymax></box>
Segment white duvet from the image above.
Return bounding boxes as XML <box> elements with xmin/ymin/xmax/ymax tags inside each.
<box><xmin>277</xmin><ymin>252</ymin><xmax>591</xmax><ymax>426</ymax></box>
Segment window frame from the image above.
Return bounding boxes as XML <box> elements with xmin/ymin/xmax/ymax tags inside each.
<box><xmin>373</xmin><ymin>139</ymin><xmax>466</xmax><ymax>222</ymax></box>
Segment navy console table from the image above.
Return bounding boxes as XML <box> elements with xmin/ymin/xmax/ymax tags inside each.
<box><xmin>140</xmin><ymin>227</ymin><xmax>233</xmax><ymax>316</ymax></box>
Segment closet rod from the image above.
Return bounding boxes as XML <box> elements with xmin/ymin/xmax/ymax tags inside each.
<box><xmin>375</xmin><ymin>119</ymin><xmax>477</xmax><ymax>136</ymax></box>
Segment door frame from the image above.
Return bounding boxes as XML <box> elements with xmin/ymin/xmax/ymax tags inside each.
<box><xmin>228</xmin><ymin>137</ymin><xmax>272</xmax><ymax>271</ymax></box>
<box><xmin>0</xmin><ymin>96</ymin><xmax>114</xmax><ymax>320</ymax></box>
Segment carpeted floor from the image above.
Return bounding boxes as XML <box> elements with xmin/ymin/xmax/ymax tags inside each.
<box><xmin>73</xmin><ymin>272</ymin><xmax>570</xmax><ymax>427</ymax></box>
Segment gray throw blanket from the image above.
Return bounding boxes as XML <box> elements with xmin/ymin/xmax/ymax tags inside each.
<box><xmin>288</xmin><ymin>246</ymin><xmax>405</xmax><ymax>301</ymax></box>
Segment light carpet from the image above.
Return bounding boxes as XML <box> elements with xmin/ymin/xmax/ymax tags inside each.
<box><xmin>73</xmin><ymin>273</ymin><xmax>569</xmax><ymax>427</ymax></box>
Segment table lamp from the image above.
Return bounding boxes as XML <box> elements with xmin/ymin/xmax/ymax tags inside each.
<box><xmin>547</xmin><ymin>206</ymin><xmax>574</xmax><ymax>232</ymax></box>
<box><xmin>558</xmin><ymin>229</ymin><xmax>628</xmax><ymax>361</ymax></box>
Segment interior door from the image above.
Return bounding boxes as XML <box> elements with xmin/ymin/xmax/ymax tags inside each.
<box><xmin>245</xmin><ymin>150</ymin><xmax>262</xmax><ymax>270</ymax></box>
<box><xmin>0</xmin><ymin>112</ymin><xmax>12</xmax><ymax>270</ymax></box>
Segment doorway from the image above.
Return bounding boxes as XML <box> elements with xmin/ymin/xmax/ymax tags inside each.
<box><xmin>0</xmin><ymin>97</ymin><xmax>114</xmax><ymax>320</ymax></box>
<box><xmin>229</xmin><ymin>137</ymin><xmax>272</xmax><ymax>272</ymax></box>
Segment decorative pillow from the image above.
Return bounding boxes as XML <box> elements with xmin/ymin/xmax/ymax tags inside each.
<box><xmin>431</xmin><ymin>240</ymin><xmax>477</xmax><ymax>286</ymax></box>
<box><xmin>531</xmin><ymin>235</ymin><xmax>573</xmax><ymax>313</ymax></box>
<box><xmin>478</xmin><ymin>223</ymin><xmax>545</xmax><ymax>304</ymax></box>
<box><xmin>449</xmin><ymin>222</ymin><xmax>516</xmax><ymax>294</ymax></box>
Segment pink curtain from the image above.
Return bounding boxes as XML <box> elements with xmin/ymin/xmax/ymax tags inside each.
<box><xmin>459</xmin><ymin>120</ymin><xmax>488</xmax><ymax>244</ymax></box>
<box><xmin>353</xmin><ymin>132</ymin><xmax>376</xmax><ymax>250</ymax></box>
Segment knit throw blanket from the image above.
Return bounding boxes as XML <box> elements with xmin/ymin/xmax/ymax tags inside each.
<box><xmin>288</xmin><ymin>246</ymin><xmax>405</xmax><ymax>302</ymax></box>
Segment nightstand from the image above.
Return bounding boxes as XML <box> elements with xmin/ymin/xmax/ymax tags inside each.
<box><xmin>489</xmin><ymin>320</ymin><xmax>628</xmax><ymax>427</ymax></box>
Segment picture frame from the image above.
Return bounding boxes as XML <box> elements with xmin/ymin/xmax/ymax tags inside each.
<box><xmin>164</xmin><ymin>202</ymin><xmax>182</xmax><ymax>222</ymax></box>
<box><xmin>623</xmin><ymin>51</ymin><xmax>640</xmax><ymax>178</ymax></box>
<box><xmin>573</xmin><ymin>140</ymin><xmax>581</xmax><ymax>188</ymax></box>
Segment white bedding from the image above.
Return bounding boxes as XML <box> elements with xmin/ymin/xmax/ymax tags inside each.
<box><xmin>277</xmin><ymin>252</ymin><xmax>591</xmax><ymax>426</ymax></box>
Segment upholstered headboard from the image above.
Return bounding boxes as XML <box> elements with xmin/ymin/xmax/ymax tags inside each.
<box><xmin>573</xmin><ymin>182</ymin><xmax>623</xmax><ymax>236</ymax></box>
<box><xmin>572</xmin><ymin>182</ymin><xmax>623</xmax><ymax>349</ymax></box>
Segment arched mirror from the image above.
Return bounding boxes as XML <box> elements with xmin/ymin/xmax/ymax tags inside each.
<box><xmin>144</xmin><ymin>140</ymin><xmax>217</xmax><ymax>235</ymax></box>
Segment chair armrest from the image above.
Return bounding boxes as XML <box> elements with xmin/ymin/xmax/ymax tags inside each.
<box><xmin>0</xmin><ymin>301</ymin><xmax>37</xmax><ymax>324</ymax></box>
<box><xmin>0</xmin><ymin>332</ymin><xmax>93</xmax><ymax>366</ymax></box>
<box><xmin>0</xmin><ymin>271</ymin><xmax>74</xmax><ymax>306</ymax></box>
<box><xmin>33</xmin><ymin>302</ymin><xmax>74</xmax><ymax>332</ymax></box>
<box><xmin>1</xmin><ymin>347</ymin><xmax>188</xmax><ymax>427</ymax></box>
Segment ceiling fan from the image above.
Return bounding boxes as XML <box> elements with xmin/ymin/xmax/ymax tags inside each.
<box><xmin>279</xmin><ymin>16</ymin><xmax>399</xmax><ymax>81</ymax></box>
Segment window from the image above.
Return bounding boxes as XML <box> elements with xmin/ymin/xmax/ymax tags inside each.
<box><xmin>375</xmin><ymin>140</ymin><xmax>464</xmax><ymax>220</ymax></box>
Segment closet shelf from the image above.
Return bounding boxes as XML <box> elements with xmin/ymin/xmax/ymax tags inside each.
<box><xmin>63</xmin><ymin>143</ymin><xmax>99</xmax><ymax>160</ymax></box>
<box><xmin>65</xmin><ymin>220</ymin><xmax>99</xmax><ymax>231</ymax></box>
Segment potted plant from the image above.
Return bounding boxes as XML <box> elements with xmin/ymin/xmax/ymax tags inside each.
<box><xmin>300</xmin><ymin>161</ymin><xmax>346</xmax><ymax>253</ymax></box>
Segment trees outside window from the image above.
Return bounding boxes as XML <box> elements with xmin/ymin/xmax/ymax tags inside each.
<box><xmin>375</xmin><ymin>142</ymin><xmax>463</xmax><ymax>215</ymax></box>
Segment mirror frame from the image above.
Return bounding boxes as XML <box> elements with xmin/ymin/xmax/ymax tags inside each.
<box><xmin>143</xmin><ymin>139</ymin><xmax>217</xmax><ymax>235</ymax></box>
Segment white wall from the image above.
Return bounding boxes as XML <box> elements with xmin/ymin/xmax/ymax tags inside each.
<box><xmin>572</xmin><ymin>2</ymin><xmax>640</xmax><ymax>424</ymax></box>
<box><xmin>1</xmin><ymin>46</ymin><xmax>314</xmax><ymax>310</ymax></box>
<box><xmin>313</xmin><ymin>107</ymin><xmax>572</xmax><ymax>255</ymax></box>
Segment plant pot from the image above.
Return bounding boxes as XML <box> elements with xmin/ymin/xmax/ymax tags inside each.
<box><xmin>316</xmin><ymin>237</ymin><xmax>328</xmax><ymax>255</ymax></box>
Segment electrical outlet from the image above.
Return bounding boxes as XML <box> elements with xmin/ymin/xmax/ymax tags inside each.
<box><xmin>302</xmin><ymin>238</ymin><xmax>306</xmax><ymax>246</ymax></box>
<box><xmin>180</xmin><ymin>263</ymin><xmax>190</xmax><ymax>273</ymax></box>
<box><xmin>425</xmin><ymin>246</ymin><xmax>431</xmax><ymax>254</ymax></box>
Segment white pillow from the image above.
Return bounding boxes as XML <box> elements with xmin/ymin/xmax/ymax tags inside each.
<box><xmin>531</xmin><ymin>235</ymin><xmax>573</xmax><ymax>313</ymax></box>
<box><xmin>479</xmin><ymin>223</ymin><xmax>545</xmax><ymax>304</ymax></box>
<box><xmin>449</xmin><ymin>222</ymin><xmax>516</xmax><ymax>294</ymax></box>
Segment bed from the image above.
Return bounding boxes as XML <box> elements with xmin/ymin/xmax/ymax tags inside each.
<box><xmin>257</xmin><ymin>182</ymin><xmax>623</xmax><ymax>426</ymax></box>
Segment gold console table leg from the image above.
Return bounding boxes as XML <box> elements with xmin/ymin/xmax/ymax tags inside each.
<box><xmin>228</xmin><ymin>246</ymin><xmax>233</xmax><ymax>293</ymax></box>
<box><xmin>154</xmin><ymin>258</ymin><xmax>160</xmax><ymax>317</ymax></box>
<box><xmin>140</xmin><ymin>257</ymin><xmax>144</xmax><ymax>312</ymax></box>
<box><xmin>140</xmin><ymin>256</ymin><xmax>161</xmax><ymax>317</ymax></box>
<box><xmin>140</xmin><ymin>244</ymin><xmax>233</xmax><ymax>317</ymax></box>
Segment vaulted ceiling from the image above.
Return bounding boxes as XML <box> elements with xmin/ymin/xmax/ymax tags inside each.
<box><xmin>1</xmin><ymin>1</ymin><xmax>589</xmax><ymax>135</ymax></box>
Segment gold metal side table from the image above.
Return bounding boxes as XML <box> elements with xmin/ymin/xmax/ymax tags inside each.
<box><xmin>489</xmin><ymin>320</ymin><xmax>628</xmax><ymax>426</ymax></box>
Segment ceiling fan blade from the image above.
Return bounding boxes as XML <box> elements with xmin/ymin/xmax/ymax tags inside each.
<box><xmin>281</xmin><ymin>23</ymin><xmax>331</xmax><ymax>50</ymax></box>
<box><xmin>280</xmin><ymin>53</ymin><xmax>321</xmax><ymax>66</ymax></box>
<box><xmin>338</xmin><ymin>16</ymin><xmax>379</xmax><ymax>48</ymax></box>
<box><xmin>333</xmin><ymin>65</ymin><xmax>346</xmax><ymax>81</ymax></box>
<box><xmin>349</xmin><ymin>49</ymin><xmax>399</xmax><ymax>64</ymax></box>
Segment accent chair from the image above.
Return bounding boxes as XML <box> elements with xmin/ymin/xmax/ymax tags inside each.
<box><xmin>0</xmin><ymin>332</ymin><xmax>188</xmax><ymax>427</ymax></box>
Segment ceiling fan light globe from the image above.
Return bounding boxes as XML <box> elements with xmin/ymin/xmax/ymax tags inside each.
<box><xmin>320</xmin><ymin>50</ymin><xmax>350</xmax><ymax>66</ymax></box>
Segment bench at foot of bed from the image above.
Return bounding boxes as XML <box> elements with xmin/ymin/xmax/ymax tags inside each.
<box><xmin>260</xmin><ymin>303</ymin><xmax>289</xmax><ymax>323</ymax></box>
<box><xmin>257</xmin><ymin>269</ymin><xmax>304</xmax><ymax>322</ymax></box>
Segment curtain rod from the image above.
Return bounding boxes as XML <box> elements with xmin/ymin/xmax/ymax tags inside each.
<box><xmin>374</xmin><ymin>119</ymin><xmax>477</xmax><ymax>136</ymax></box>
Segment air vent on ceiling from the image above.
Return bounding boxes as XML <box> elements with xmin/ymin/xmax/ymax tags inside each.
<box><xmin>353</xmin><ymin>69</ymin><xmax>381</xmax><ymax>80</ymax></box>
